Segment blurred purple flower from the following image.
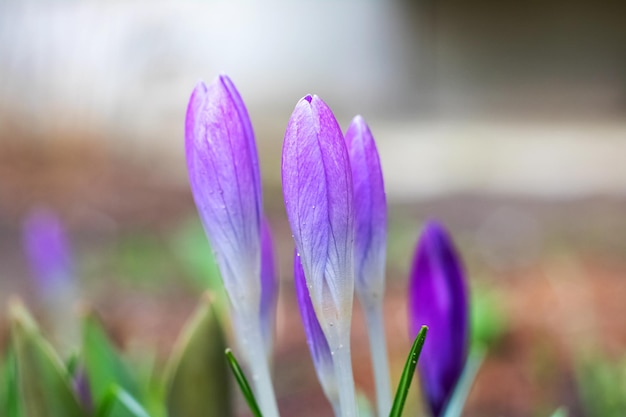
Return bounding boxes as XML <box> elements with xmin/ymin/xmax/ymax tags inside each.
<box><xmin>22</xmin><ymin>208</ymin><xmax>74</xmax><ymax>295</ymax></box>
<box><xmin>281</xmin><ymin>94</ymin><xmax>354</xmax><ymax>339</ymax></box>
<box><xmin>185</xmin><ymin>74</ymin><xmax>262</xmax><ymax>314</ymax></box>
<box><xmin>408</xmin><ymin>220</ymin><xmax>469</xmax><ymax>417</ymax></box>
<box><xmin>72</xmin><ymin>365</ymin><xmax>93</xmax><ymax>412</ymax></box>
<box><xmin>345</xmin><ymin>115</ymin><xmax>387</xmax><ymax>305</ymax></box>
<box><xmin>294</xmin><ymin>251</ymin><xmax>339</xmax><ymax>413</ymax></box>
<box><xmin>260</xmin><ymin>216</ymin><xmax>278</xmax><ymax>354</ymax></box>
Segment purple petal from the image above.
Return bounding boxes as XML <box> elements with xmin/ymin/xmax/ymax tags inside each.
<box><xmin>22</xmin><ymin>208</ymin><xmax>74</xmax><ymax>295</ymax></box>
<box><xmin>294</xmin><ymin>250</ymin><xmax>336</xmax><ymax>399</ymax></box>
<box><xmin>185</xmin><ymin>75</ymin><xmax>262</xmax><ymax>311</ymax></box>
<box><xmin>72</xmin><ymin>365</ymin><xmax>93</xmax><ymax>412</ymax></box>
<box><xmin>260</xmin><ymin>216</ymin><xmax>278</xmax><ymax>353</ymax></box>
<box><xmin>345</xmin><ymin>116</ymin><xmax>387</xmax><ymax>304</ymax></box>
<box><xmin>408</xmin><ymin>220</ymin><xmax>469</xmax><ymax>417</ymax></box>
<box><xmin>281</xmin><ymin>95</ymin><xmax>354</xmax><ymax>326</ymax></box>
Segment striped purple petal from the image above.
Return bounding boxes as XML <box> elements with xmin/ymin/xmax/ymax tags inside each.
<box><xmin>281</xmin><ymin>94</ymin><xmax>354</xmax><ymax>339</ymax></box>
<box><xmin>408</xmin><ymin>220</ymin><xmax>469</xmax><ymax>417</ymax></box>
<box><xmin>294</xmin><ymin>251</ymin><xmax>338</xmax><ymax>409</ymax></box>
<box><xmin>345</xmin><ymin>115</ymin><xmax>387</xmax><ymax>305</ymax></box>
<box><xmin>185</xmin><ymin>75</ymin><xmax>262</xmax><ymax>313</ymax></box>
<box><xmin>260</xmin><ymin>216</ymin><xmax>278</xmax><ymax>354</ymax></box>
<box><xmin>22</xmin><ymin>208</ymin><xmax>74</xmax><ymax>295</ymax></box>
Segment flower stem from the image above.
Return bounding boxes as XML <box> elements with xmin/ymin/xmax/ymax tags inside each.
<box><xmin>333</xmin><ymin>336</ymin><xmax>358</xmax><ymax>417</ymax></box>
<box><xmin>364</xmin><ymin>305</ymin><xmax>392</xmax><ymax>417</ymax></box>
<box><xmin>233</xmin><ymin>313</ymin><xmax>280</xmax><ymax>417</ymax></box>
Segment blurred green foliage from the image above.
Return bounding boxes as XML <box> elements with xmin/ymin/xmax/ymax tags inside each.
<box><xmin>577</xmin><ymin>354</ymin><xmax>626</xmax><ymax>416</ymax></box>
<box><xmin>1</xmin><ymin>297</ymin><xmax>232</xmax><ymax>417</ymax></box>
<box><xmin>470</xmin><ymin>285</ymin><xmax>507</xmax><ymax>350</ymax></box>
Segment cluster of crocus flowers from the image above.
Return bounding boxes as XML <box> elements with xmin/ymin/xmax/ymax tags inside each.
<box><xmin>185</xmin><ymin>74</ymin><xmax>470</xmax><ymax>417</ymax></box>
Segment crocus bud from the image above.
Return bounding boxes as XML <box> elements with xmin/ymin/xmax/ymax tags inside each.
<box><xmin>345</xmin><ymin>116</ymin><xmax>392</xmax><ymax>416</ymax></box>
<box><xmin>260</xmin><ymin>217</ymin><xmax>278</xmax><ymax>355</ymax></box>
<box><xmin>294</xmin><ymin>252</ymin><xmax>339</xmax><ymax>415</ymax></box>
<box><xmin>281</xmin><ymin>94</ymin><xmax>354</xmax><ymax>344</ymax></box>
<box><xmin>408</xmin><ymin>220</ymin><xmax>469</xmax><ymax>417</ymax></box>
<box><xmin>185</xmin><ymin>75</ymin><xmax>279</xmax><ymax>417</ymax></box>
<box><xmin>185</xmin><ymin>74</ymin><xmax>262</xmax><ymax>315</ymax></box>
<box><xmin>345</xmin><ymin>115</ymin><xmax>387</xmax><ymax>306</ymax></box>
<box><xmin>22</xmin><ymin>208</ymin><xmax>74</xmax><ymax>297</ymax></box>
<box><xmin>282</xmin><ymin>94</ymin><xmax>357</xmax><ymax>417</ymax></box>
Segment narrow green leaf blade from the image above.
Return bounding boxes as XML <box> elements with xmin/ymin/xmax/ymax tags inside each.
<box><xmin>163</xmin><ymin>294</ymin><xmax>232</xmax><ymax>417</ymax></box>
<box><xmin>81</xmin><ymin>311</ymin><xmax>140</xmax><ymax>412</ymax></box>
<box><xmin>389</xmin><ymin>325</ymin><xmax>428</xmax><ymax>417</ymax></box>
<box><xmin>225</xmin><ymin>348</ymin><xmax>263</xmax><ymax>417</ymax></box>
<box><xmin>98</xmin><ymin>385</ymin><xmax>151</xmax><ymax>417</ymax></box>
<box><xmin>10</xmin><ymin>300</ymin><xmax>85</xmax><ymax>417</ymax></box>
<box><xmin>1</xmin><ymin>346</ymin><xmax>23</xmax><ymax>417</ymax></box>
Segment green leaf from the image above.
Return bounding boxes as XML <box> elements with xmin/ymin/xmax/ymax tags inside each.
<box><xmin>82</xmin><ymin>311</ymin><xmax>140</xmax><ymax>414</ymax></box>
<box><xmin>442</xmin><ymin>348</ymin><xmax>485</xmax><ymax>417</ymax></box>
<box><xmin>1</xmin><ymin>345</ymin><xmax>22</xmax><ymax>417</ymax></box>
<box><xmin>389</xmin><ymin>325</ymin><xmax>428</xmax><ymax>417</ymax></box>
<box><xmin>225</xmin><ymin>348</ymin><xmax>263</xmax><ymax>417</ymax></box>
<box><xmin>9</xmin><ymin>300</ymin><xmax>85</xmax><ymax>417</ymax></box>
<box><xmin>163</xmin><ymin>294</ymin><xmax>232</xmax><ymax>417</ymax></box>
<box><xmin>98</xmin><ymin>385</ymin><xmax>151</xmax><ymax>417</ymax></box>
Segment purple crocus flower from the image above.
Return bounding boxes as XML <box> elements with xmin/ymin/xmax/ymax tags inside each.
<box><xmin>408</xmin><ymin>220</ymin><xmax>469</xmax><ymax>417</ymax></box>
<box><xmin>22</xmin><ymin>208</ymin><xmax>74</xmax><ymax>295</ymax></box>
<box><xmin>294</xmin><ymin>251</ymin><xmax>339</xmax><ymax>414</ymax></box>
<box><xmin>282</xmin><ymin>94</ymin><xmax>354</xmax><ymax>336</ymax></box>
<box><xmin>345</xmin><ymin>115</ymin><xmax>391</xmax><ymax>416</ymax></box>
<box><xmin>345</xmin><ymin>115</ymin><xmax>387</xmax><ymax>306</ymax></box>
<box><xmin>185</xmin><ymin>74</ymin><xmax>279</xmax><ymax>417</ymax></box>
<box><xmin>260</xmin><ymin>216</ymin><xmax>278</xmax><ymax>355</ymax></box>
<box><xmin>185</xmin><ymin>74</ymin><xmax>262</xmax><ymax>314</ymax></box>
<box><xmin>282</xmin><ymin>94</ymin><xmax>357</xmax><ymax>416</ymax></box>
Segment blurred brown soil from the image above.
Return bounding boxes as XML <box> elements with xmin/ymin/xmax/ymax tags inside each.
<box><xmin>1</xmin><ymin>140</ymin><xmax>626</xmax><ymax>417</ymax></box>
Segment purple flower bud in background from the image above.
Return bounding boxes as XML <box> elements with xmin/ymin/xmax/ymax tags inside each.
<box><xmin>408</xmin><ymin>220</ymin><xmax>469</xmax><ymax>417</ymax></box>
<box><xmin>282</xmin><ymin>94</ymin><xmax>357</xmax><ymax>417</ymax></box>
<box><xmin>22</xmin><ymin>208</ymin><xmax>80</xmax><ymax>352</ymax></box>
<box><xmin>260</xmin><ymin>217</ymin><xmax>278</xmax><ymax>355</ymax></box>
<box><xmin>72</xmin><ymin>365</ymin><xmax>93</xmax><ymax>412</ymax></box>
<box><xmin>185</xmin><ymin>74</ymin><xmax>262</xmax><ymax>314</ymax></box>
<box><xmin>294</xmin><ymin>251</ymin><xmax>339</xmax><ymax>414</ymax></box>
<box><xmin>345</xmin><ymin>115</ymin><xmax>387</xmax><ymax>306</ymax></box>
<box><xmin>22</xmin><ymin>208</ymin><xmax>75</xmax><ymax>296</ymax></box>
<box><xmin>345</xmin><ymin>115</ymin><xmax>392</xmax><ymax>416</ymax></box>
<box><xmin>185</xmin><ymin>74</ymin><xmax>279</xmax><ymax>417</ymax></box>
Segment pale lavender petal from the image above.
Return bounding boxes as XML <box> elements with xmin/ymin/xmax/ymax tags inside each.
<box><xmin>22</xmin><ymin>208</ymin><xmax>74</xmax><ymax>294</ymax></box>
<box><xmin>408</xmin><ymin>220</ymin><xmax>469</xmax><ymax>417</ymax></box>
<box><xmin>185</xmin><ymin>75</ymin><xmax>262</xmax><ymax>312</ymax></box>
<box><xmin>294</xmin><ymin>251</ymin><xmax>338</xmax><ymax>406</ymax></box>
<box><xmin>345</xmin><ymin>115</ymin><xmax>387</xmax><ymax>305</ymax></box>
<box><xmin>281</xmin><ymin>95</ymin><xmax>354</xmax><ymax>332</ymax></box>
<box><xmin>260</xmin><ymin>216</ymin><xmax>278</xmax><ymax>354</ymax></box>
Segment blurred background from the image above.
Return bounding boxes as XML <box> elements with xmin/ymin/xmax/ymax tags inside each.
<box><xmin>1</xmin><ymin>0</ymin><xmax>626</xmax><ymax>416</ymax></box>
